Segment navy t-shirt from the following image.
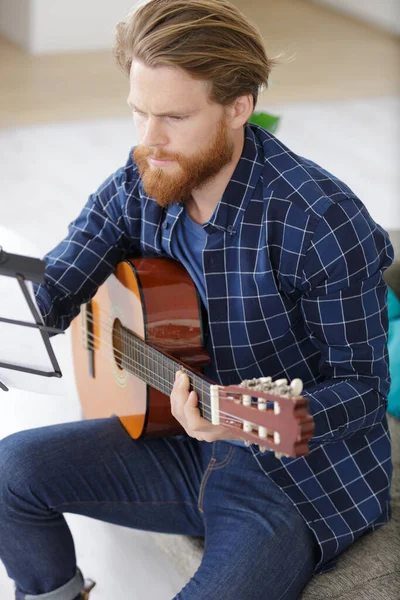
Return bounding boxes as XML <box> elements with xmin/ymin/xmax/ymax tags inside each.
<box><xmin>162</xmin><ymin>207</ymin><xmax>245</xmax><ymax>447</ymax></box>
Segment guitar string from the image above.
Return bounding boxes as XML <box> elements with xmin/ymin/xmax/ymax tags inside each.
<box><xmin>81</xmin><ymin>318</ymin><xmax>278</xmax><ymax>429</ymax></box>
<box><xmin>82</xmin><ymin>327</ymin><xmax>256</xmax><ymax>429</ymax></box>
<box><xmin>81</xmin><ymin>317</ymin><xmax>251</xmax><ymax>426</ymax></box>
<box><xmin>82</xmin><ymin>309</ymin><xmax>219</xmax><ymax>402</ymax></box>
<box><xmin>85</xmin><ymin>301</ymin><xmax>275</xmax><ymax>411</ymax></box>
<box><xmin>83</xmin><ymin>310</ymin><xmax>284</xmax><ymax>412</ymax></box>
<box><xmin>78</xmin><ymin>305</ymin><xmax>298</xmax><ymax>449</ymax></box>
<box><xmin>90</xmin><ymin>302</ymin><xmax>214</xmax><ymax>386</ymax></box>
<box><xmin>83</xmin><ymin>312</ymin><xmax>210</xmax><ymax>394</ymax></box>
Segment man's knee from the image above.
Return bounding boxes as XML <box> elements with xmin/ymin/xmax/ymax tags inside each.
<box><xmin>0</xmin><ymin>429</ymin><xmax>45</xmax><ymax>504</ymax></box>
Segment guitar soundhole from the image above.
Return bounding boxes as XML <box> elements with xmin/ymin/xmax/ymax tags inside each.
<box><xmin>112</xmin><ymin>318</ymin><xmax>124</xmax><ymax>371</ymax></box>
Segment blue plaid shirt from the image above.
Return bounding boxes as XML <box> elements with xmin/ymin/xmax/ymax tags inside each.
<box><xmin>34</xmin><ymin>123</ymin><xmax>394</xmax><ymax>575</ymax></box>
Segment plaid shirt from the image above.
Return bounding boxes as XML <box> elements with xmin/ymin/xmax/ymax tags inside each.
<box><xmin>34</xmin><ymin>123</ymin><xmax>394</xmax><ymax>575</ymax></box>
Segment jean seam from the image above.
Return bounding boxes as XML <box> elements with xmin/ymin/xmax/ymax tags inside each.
<box><xmin>197</xmin><ymin>458</ymin><xmax>216</xmax><ymax>513</ymax></box>
<box><xmin>211</xmin><ymin>445</ymin><xmax>235</xmax><ymax>470</ymax></box>
<box><xmin>197</xmin><ymin>444</ymin><xmax>235</xmax><ymax>513</ymax></box>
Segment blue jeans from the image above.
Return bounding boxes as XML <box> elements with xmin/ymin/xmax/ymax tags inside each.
<box><xmin>0</xmin><ymin>416</ymin><xmax>319</xmax><ymax>599</ymax></box>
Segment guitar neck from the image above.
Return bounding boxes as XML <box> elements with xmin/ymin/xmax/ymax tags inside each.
<box><xmin>119</xmin><ymin>325</ymin><xmax>213</xmax><ymax>421</ymax></box>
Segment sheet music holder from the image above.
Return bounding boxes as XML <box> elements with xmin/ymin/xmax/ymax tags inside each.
<box><xmin>0</xmin><ymin>246</ymin><xmax>64</xmax><ymax>392</ymax></box>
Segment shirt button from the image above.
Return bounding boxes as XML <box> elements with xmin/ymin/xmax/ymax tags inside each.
<box><xmin>162</xmin><ymin>221</ymin><xmax>170</xmax><ymax>230</ymax></box>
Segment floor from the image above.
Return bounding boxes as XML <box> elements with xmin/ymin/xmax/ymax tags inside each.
<box><xmin>0</xmin><ymin>0</ymin><xmax>399</xmax><ymax>598</ymax></box>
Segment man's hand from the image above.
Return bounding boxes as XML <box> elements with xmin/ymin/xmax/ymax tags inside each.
<box><xmin>170</xmin><ymin>370</ymin><xmax>245</xmax><ymax>443</ymax></box>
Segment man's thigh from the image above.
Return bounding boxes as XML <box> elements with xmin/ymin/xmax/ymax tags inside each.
<box><xmin>174</xmin><ymin>441</ymin><xmax>319</xmax><ymax>600</ymax></box>
<box><xmin>0</xmin><ymin>416</ymin><xmax>207</xmax><ymax>536</ymax></box>
<box><xmin>176</xmin><ymin>513</ymin><xmax>317</xmax><ymax>600</ymax></box>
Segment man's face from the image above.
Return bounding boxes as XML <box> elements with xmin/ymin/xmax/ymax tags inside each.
<box><xmin>129</xmin><ymin>60</ymin><xmax>235</xmax><ymax>207</ymax></box>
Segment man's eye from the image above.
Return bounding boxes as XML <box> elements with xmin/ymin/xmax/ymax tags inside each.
<box><xmin>132</xmin><ymin>111</ymin><xmax>185</xmax><ymax>122</ymax></box>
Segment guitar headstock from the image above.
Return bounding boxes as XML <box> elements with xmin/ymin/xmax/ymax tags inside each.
<box><xmin>212</xmin><ymin>377</ymin><xmax>314</xmax><ymax>459</ymax></box>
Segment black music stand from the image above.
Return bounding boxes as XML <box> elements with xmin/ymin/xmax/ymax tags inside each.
<box><xmin>0</xmin><ymin>246</ymin><xmax>64</xmax><ymax>392</ymax></box>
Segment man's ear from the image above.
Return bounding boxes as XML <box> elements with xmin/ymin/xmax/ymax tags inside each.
<box><xmin>229</xmin><ymin>94</ymin><xmax>254</xmax><ymax>129</ymax></box>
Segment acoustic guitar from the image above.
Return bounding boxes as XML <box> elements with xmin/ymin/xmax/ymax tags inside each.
<box><xmin>71</xmin><ymin>257</ymin><xmax>314</xmax><ymax>458</ymax></box>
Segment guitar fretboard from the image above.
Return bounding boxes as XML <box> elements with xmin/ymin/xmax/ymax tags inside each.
<box><xmin>118</xmin><ymin>324</ymin><xmax>213</xmax><ymax>421</ymax></box>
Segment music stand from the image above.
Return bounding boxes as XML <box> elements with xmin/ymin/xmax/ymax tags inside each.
<box><xmin>0</xmin><ymin>246</ymin><xmax>64</xmax><ymax>392</ymax></box>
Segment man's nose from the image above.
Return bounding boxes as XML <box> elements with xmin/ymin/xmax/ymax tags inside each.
<box><xmin>142</xmin><ymin>117</ymin><xmax>168</xmax><ymax>147</ymax></box>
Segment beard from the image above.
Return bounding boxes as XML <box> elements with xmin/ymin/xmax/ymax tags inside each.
<box><xmin>133</xmin><ymin>116</ymin><xmax>235</xmax><ymax>208</ymax></box>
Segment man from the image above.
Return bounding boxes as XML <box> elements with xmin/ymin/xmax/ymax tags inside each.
<box><xmin>0</xmin><ymin>1</ymin><xmax>394</xmax><ymax>599</ymax></box>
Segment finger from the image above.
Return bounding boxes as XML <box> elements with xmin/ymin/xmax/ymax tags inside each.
<box><xmin>170</xmin><ymin>371</ymin><xmax>190</xmax><ymax>422</ymax></box>
<box><xmin>174</xmin><ymin>370</ymin><xmax>190</xmax><ymax>392</ymax></box>
<box><xmin>185</xmin><ymin>390</ymin><xmax>199</xmax><ymax>413</ymax></box>
<box><xmin>184</xmin><ymin>391</ymin><xmax>204</xmax><ymax>430</ymax></box>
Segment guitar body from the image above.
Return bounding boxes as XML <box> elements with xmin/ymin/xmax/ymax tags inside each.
<box><xmin>71</xmin><ymin>257</ymin><xmax>209</xmax><ymax>439</ymax></box>
<box><xmin>71</xmin><ymin>257</ymin><xmax>314</xmax><ymax>457</ymax></box>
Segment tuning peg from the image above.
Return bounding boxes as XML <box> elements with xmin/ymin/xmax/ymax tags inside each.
<box><xmin>274</xmin><ymin>451</ymin><xmax>290</xmax><ymax>460</ymax></box>
<box><xmin>258</xmin><ymin>446</ymin><xmax>267</xmax><ymax>453</ymax></box>
<box><xmin>257</xmin><ymin>397</ymin><xmax>267</xmax><ymax>410</ymax></box>
<box><xmin>290</xmin><ymin>378</ymin><xmax>303</xmax><ymax>396</ymax></box>
<box><xmin>274</xmin><ymin>378</ymin><xmax>288</xmax><ymax>387</ymax></box>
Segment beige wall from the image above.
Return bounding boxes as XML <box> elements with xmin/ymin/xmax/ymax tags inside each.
<box><xmin>309</xmin><ymin>0</ymin><xmax>400</xmax><ymax>35</ymax></box>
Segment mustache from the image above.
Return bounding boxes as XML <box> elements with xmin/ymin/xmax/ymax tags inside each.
<box><xmin>139</xmin><ymin>147</ymin><xmax>178</xmax><ymax>162</ymax></box>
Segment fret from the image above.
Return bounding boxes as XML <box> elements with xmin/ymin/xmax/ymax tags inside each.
<box><xmin>138</xmin><ymin>338</ymin><xmax>142</xmax><ymax>380</ymax></box>
<box><xmin>131</xmin><ymin>336</ymin><xmax>137</xmax><ymax>377</ymax></box>
<box><xmin>130</xmin><ymin>332</ymin><xmax>138</xmax><ymax>375</ymax></box>
<box><xmin>136</xmin><ymin>337</ymin><xmax>140</xmax><ymax>379</ymax></box>
<box><xmin>170</xmin><ymin>357</ymin><xmax>176</xmax><ymax>391</ymax></box>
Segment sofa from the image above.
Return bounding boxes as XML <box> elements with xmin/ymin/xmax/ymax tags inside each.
<box><xmin>148</xmin><ymin>233</ymin><xmax>400</xmax><ymax>600</ymax></box>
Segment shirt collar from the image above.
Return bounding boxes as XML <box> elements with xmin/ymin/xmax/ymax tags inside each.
<box><xmin>204</xmin><ymin>123</ymin><xmax>264</xmax><ymax>235</ymax></box>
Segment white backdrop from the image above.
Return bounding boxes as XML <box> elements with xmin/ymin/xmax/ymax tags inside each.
<box><xmin>0</xmin><ymin>0</ymin><xmax>140</xmax><ymax>54</ymax></box>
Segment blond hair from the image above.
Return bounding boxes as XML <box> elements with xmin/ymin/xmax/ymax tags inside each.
<box><xmin>114</xmin><ymin>0</ymin><xmax>281</xmax><ymax>110</ymax></box>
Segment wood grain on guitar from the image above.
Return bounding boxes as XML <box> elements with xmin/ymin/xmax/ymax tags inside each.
<box><xmin>71</xmin><ymin>257</ymin><xmax>314</xmax><ymax>458</ymax></box>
